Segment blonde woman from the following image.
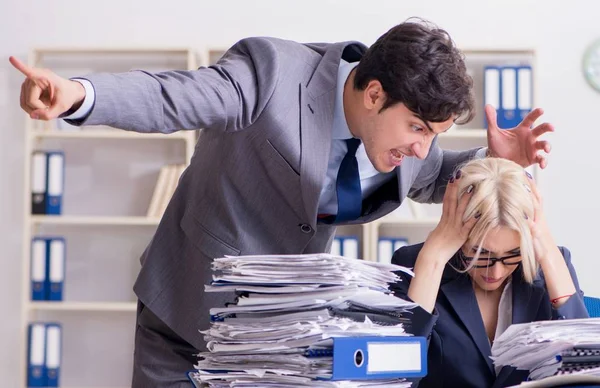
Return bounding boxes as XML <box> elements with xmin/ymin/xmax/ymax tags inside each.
<box><xmin>391</xmin><ymin>158</ymin><xmax>589</xmax><ymax>388</ymax></box>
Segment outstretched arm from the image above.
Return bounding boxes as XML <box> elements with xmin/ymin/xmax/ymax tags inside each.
<box><xmin>10</xmin><ymin>37</ymin><xmax>280</xmax><ymax>134</ymax></box>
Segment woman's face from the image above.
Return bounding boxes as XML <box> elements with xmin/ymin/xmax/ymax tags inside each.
<box><xmin>461</xmin><ymin>226</ymin><xmax>523</xmax><ymax>292</ymax></box>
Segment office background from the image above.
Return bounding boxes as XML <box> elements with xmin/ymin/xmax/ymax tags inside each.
<box><xmin>0</xmin><ymin>0</ymin><xmax>598</xmax><ymax>386</ymax></box>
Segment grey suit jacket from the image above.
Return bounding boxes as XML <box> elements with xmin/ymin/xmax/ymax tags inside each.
<box><xmin>71</xmin><ymin>37</ymin><xmax>481</xmax><ymax>350</ymax></box>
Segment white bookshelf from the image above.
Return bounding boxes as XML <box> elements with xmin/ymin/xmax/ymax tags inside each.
<box><xmin>19</xmin><ymin>47</ymin><xmax>199</xmax><ymax>388</ymax></box>
<box><xmin>30</xmin><ymin>215</ymin><xmax>161</xmax><ymax>226</ymax></box>
<box><xmin>366</xmin><ymin>48</ymin><xmax>540</xmax><ymax>263</ymax></box>
<box><xmin>30</xmin><ymin>127</ymin><xmax>191</xmax><ymax>140</ymax></box>
<box><xmin>29</xmin><ymin>302</ymin><xmax>137</xmax><ymax>312</ymax></box>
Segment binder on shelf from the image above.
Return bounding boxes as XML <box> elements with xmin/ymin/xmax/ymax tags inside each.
<box><xmin>27</xmin><ymin>323</ymin><xmax>46</xmax><ymax>387</ymax></box>
<box><xmin>330</xmin><ymin>237</ymin><xmax>342</xmax><ymax>256</ymax></box>
<box><xmin>328</xmin><ymin>336</ymin><xmax>427</xmax><ymax>380</ymax></box>
<box><xmin>377</xmin><ymin>238</ymin><xmax>394</xmax><ymax>264</ymax></box>
<box><xmin>342</xmin><ymin>236</ymin><xmax>359</xmax><ymax>260</ymax></box>
<box><xmin>30</xmin><ymin>152</ymin><xmax>48</xmax><ymax>215</ymax></box>
<box><xmin>30</xmin><ymin>238</ymin><xmax>47</xmax><ymax>301</ymax></box>
<box><xmin>330</xmin><ymin>236</ymin><xmax>359</xmax><ymax>259</ymax></box>
<box><xmin>330</xmin><ymin>236</ymin><xmax>360</xmax><ymax>259</ymax></box>
<box><xmin>484</xmin><ymin>66</ymin><xmax>500</xmax><ymax>129</ymax></box>
<box><xmin>46</xmin><ymin>151</ymin><xmax>64</xmax><ymax>215</ymax></box>
<box><xmin>485</xmin><ymin>65</ymin><xmax>533</xmax><ymax>129</ymax></box>
<box><xmin>393</xmin><ymin>238</ymin><xmax>409</xmax><ymax>252</ymax></box>
<box><xmin>47</xmin><ymin>238</ymin><xmax>65</xmax><ymax>301</ymax></box>
<box><xmin>500</xmin><ymin>67</ymin><xmax>519</xmax><ymax>128</ymax></box>
<box><xmin>517</xmin><ymin>65</ymin><xmax>533</xmax><ymax>122</ymax></box>
<box><xmin>377</xmin><ymin>238</ymin><xmax>409</xmax><ymax>264</ymax></box>
<box><xmin>45</xmin><ymin>324</ymin><xmax>62</xmax><ymax>387</ymax></box>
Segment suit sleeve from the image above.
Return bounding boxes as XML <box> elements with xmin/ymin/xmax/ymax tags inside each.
<box><xmin>390</xmin><ymin>246</ymin><xmax>440</xmax><ymax>338</ymax></box>
<box><xmin>548</xmin><ymin>247</ymin><xmax>589</xmax><ymax>320</ymax></box>
<box><xmin>407</xmin><ymin>137</ymin><xmax>483</xmax><ymax>204</ymax></box>
<box><xmin>65</xmin><ymin>37</ymin><xmax>280</xmax><ymax>134</ymax></box>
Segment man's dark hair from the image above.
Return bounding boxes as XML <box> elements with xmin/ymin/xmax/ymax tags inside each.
<box><xmin>354</xmin><ymin>18</ymin><xmax>475</xmax><ymax>125</ymax></box>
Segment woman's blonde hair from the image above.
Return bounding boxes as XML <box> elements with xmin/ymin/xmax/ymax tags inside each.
<box><xmin>455</xmin><ymin>157</ymin><xmax>537</xmax><ymax>283</ymax></box>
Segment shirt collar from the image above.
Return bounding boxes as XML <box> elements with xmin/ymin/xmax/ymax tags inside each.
<box><xmin>332</xmin><ymin>60</ymin><xmax>359</xmax><ymax>140</ymax></box>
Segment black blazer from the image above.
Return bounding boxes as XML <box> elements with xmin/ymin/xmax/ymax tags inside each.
<box><xmin>391</xmin><ymin>243</ymin><xmax>589</xmax><ymax>388</ymax></box>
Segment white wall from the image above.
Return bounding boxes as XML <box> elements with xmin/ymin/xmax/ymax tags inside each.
<box><xmin>1</xmin><ymin>0</ymin><xmax>599</xmax><ymax>385</ymax></box>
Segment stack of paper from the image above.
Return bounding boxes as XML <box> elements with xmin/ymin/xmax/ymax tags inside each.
<box><xmin>192</xmin><ymin>253</ymin><xmax>418</xmax><ymax>387</ymax></box>
<box><xmin>491</xmin><ymin>318</ymin><xmax>600</xmax><ymax>380</ymax></box>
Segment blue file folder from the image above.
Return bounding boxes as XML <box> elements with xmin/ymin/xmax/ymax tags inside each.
<box><xmin>485</xmin><ymin>65</ymin><xmax>533</xmax><ymax>130</ymax></box>
<box><xmin>30</xmin><ymin>238</ymin><xmax>47</xmax><ymax>301</ymax></box>
<box><xmin>499</xmin><ymin>66</ymin><xmax>520</xmax><ymax>128</ymax></box>
<box><xmin>27</xmin><ymin>323</ymin><xmax>47</xmax><ymax>387</ymax></box>
<box><xmin>516</xmin><ymin>65</ymin><xmax>533</xmax><ymax>122</ymax></box>
<box><xmin>329</xmin><ymin>336</ymin><xmax>427</xmax><ymax>380</ymax></box>
<box><xmin>377</xmin><ymin>237</ymin><xmax>409</xmax><ymax>264</ymax></box>
<box><xmin>31</xmin><ymin>152</ymin><xmax>48</xmax><ymax>215</ymax></box>
<box><xmin>45</xmin><ymin>151</ymin><xmax>64</xmax><ymax>215</ymax></box>
<box><xmin>47</xmin><ymin>238</ymin><xmax>65</xmax><ymax>301</ymax></box>
<box><xmin>187</xmin><ymin>336</ymin><xmax>427</xmax><ymax>384</ymax></box>
<box><xmin>45</xmin><ymin>323</ymin><xmax>62</xmax><ymax>387</ymax></box>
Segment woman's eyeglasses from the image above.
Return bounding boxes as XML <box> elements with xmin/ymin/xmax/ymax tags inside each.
<box><xmin>458</xmin><ymin>249</ymin><xmax>522</xmax><ymax>269</ymax></box>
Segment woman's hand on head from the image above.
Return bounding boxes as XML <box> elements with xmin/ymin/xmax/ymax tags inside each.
<box><xmin>421</xmin><ymin>171</ymin><xmax>478</xmax><ymax>263</ymax></box>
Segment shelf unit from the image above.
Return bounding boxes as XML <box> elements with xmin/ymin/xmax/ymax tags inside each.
<box><xmin>365</xmin><ymin>48</ymin><xmax>539</xmax><ymax>262</ymax></box>
<box><xmin>19</xmin><ymin>47</ymin><xmax>199</xmax><ymax>388</ymax></box>
<box><xmin>30</xmin><ymin>215</ymin><xmax>161</xmax><ymax>226</ymax></box>
<box><xmin>30</xmin><ymin>301</ymin><xmax>138</xmax><ymax>312</ymax></box>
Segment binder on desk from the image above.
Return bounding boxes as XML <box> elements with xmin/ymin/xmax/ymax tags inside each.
<box><xmin>30</xmin><ymin>238</ymin><xmax>47</xmax><ymax>301</ymax></box>
<box><xmin>31</xmin><ymin>152</ymin><xmax>48</xmax><ymax>215</ymax></box>
<box><xmin>47</xmin><ymin>238</ymin><xmax>65</xmax><ymax>301</ymax></box>
<box><xmin>27</xmin><ymin>323</ymin><xmax>46</xmax><ymax>387</ymax></box>
<box><xmin>46</xmin><ymin>152</ymin><xmax>64</xmax><ymax>215</ymax></box>
<box><xmin>187</xmin><ymin>336</ymin><xmax>428</xmax><ymax>385</ymax></box>
<box><xmin>45</xmin><ymin>324</ymin><xmax>62</xmax><ymax>387</ymax></box>
<box><xmin>328</xmin><ymin>336</ymin><xmax>427</xmax><ymax>380</ymax></box>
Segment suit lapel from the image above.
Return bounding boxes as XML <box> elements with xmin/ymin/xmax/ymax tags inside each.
<box><xmin>397</xmin><ymin>156</ymin><xmax>416</xmax><ymax>201</ymax></box>
<box><xmin>511</xmin><ymin>268</ymin><xmax>546</xmax><ymax>324</ymax></box>
<box><xmin>299</xmin><ymin>43</ymin><xmax>357</xmax><ymax>226</ymax></box>
<box><xmin>441</xmin><ymin>273</ymin><xmax>495</xmax><ymax>375</ymax></box>
<box><xmin>300</xmin><ymin>86</ymin><xmax>335</xmax><ymax>225</ymax></box>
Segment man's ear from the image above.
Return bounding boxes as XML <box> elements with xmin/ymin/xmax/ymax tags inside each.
<box><xmin>363</xmin><ymin>80</ymin><xmax>385</xmax><ymax>111</ymax></box>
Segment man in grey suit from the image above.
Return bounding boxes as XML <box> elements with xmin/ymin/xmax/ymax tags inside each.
<box><xmin>12</xmin><ymin>19</ymin><xmax>553</xmax><ymax>387</ymax></box>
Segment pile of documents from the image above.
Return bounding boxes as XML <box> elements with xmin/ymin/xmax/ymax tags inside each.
<box><xmin>190</xmin><ymin>253</ymin><xmax>420</xmax><ymax>387</ymax></box>
<box><xmin>491</xmin><ymin>318</ymin><xmax>600</xmax><ymax>381</ymax></box>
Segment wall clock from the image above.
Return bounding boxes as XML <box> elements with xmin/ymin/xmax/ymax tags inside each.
<box><xmin>583</xmin><ymin>39</ymin><xmax>600</xmax><ymax>92</ymax></box>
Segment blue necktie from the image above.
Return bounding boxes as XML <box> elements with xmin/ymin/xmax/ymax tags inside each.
<box><xmin>335</xmin><ymin>138</ymin><xmax>362</xmax><ymax>222</ymax></box>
